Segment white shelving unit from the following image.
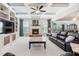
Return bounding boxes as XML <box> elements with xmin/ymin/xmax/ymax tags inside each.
<box><xmin>0</xmin><ymin>3</ymin><xmax>9</xmax><ymax>20</ymax></box>
<box><xmin>10</xmin><ymin>10</ymin><xmax>15</xmax><ymax>21</ymax></box>
<box><xmin>0</xmin><ymin>3</ymin><xmax>17</xmax><ymax>50</ymax></box>
<box><xmin>15</xmin><ymin>17</ymin><xmax>18</xmax><ymax>32</ymax></box>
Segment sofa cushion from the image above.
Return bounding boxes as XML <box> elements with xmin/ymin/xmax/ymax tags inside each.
<box><xmin>51</xmin><ymin>33</ymin><xmax>57</xmax><ymax>38</ymax></box>
<box><xmin>59</xmin><ymin>36</ymin><xmax>66</xmax><ymax>40</ymax></box>
<box><xmin>67</xmin><ymin>32</ymin><xmax>74</xmax><ymax>36</ymax></box>
<box><xmin>47</xmin><ymin>33</ymin><xmax>52</xmax><ymax>36</ymax></box>
<box><xmin>65</xmin><ymin>36</ymin><xmax>75</xmax><ymax>43</ymax></box>
<box><xmin>57</xmin><ymin>31</ymin><xmax>61</xmax><ymax>35</ymax></box>
<box><xmin>74</xmin><ymin>33</ymin><xmax>79</xmax><ymax>40</ymax></box>
<box><xmin>60</xmin><ymin>32</ymin><xmax>67</xmax><ymax>36</ymax></box>
<box><xmin>67</xmin><ymin>32</ymin><xmax>79</xmax><ymax>40</ymax></box>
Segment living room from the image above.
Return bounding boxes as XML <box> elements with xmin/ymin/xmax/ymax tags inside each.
<box><xmin>0</xmin><ymin>1</ymin><xmax>79</xmax><ymax>57</ymax></box>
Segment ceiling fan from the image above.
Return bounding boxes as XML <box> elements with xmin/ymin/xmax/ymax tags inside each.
<box><xmin>31</xmin><ymin>5</ymin><xmax>46</xmax><ymax>14</ymax></box>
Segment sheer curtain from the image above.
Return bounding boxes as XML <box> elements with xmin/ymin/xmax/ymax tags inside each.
<box><xmin>42</xmin><ymin>20</ymin><xmax>48</xmax><ymax>34</ymax></box>
<box><xmin>23</xmin><ymin>20</ymin><xmax>29</xmax><ymax>36</ymax></box>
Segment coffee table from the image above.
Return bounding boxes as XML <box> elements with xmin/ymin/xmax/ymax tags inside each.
<box><xmin>29</xmin><ymin>37</ymin><xmax>46</xmax><ymax>49</ymax></box>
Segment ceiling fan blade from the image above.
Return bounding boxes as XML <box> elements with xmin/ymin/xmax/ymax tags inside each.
<box><xmin>31</xmin><ymin>11</ymin><xmax>36</xmax><ymax>14</ymax></box>
<box><xmin>39</xmin><ymin>5</ymin><xmax>43</xmax><ymax>9</ymax></box>
<box><xmin>40</xmin><ymin>10</ymin><xmax>46</xmax><ymax>12</ymax></box>
<box><xmin>31</xmin><ymin>7</ymin><xmax>36</xmax><ymax>10</ymax></box>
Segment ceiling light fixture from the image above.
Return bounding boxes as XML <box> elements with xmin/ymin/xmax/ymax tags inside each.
<box><xmin>35</xmin><ymin>10</ymin><xmax>39</xmax><ymax>13</ymax></box>
<box><xmin>72</xmin><ymin>18</ymin><xmax>77</xmax><ymax>21</ymax></box>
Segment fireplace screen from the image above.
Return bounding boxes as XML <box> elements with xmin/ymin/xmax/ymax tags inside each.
<box><xmin>32</xmin><ymin>29</ymin><xmax>39</xmax><ymax>34</ymax></box>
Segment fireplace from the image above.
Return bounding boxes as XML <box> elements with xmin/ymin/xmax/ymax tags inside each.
<box><xmin>32</xmin><ymin>29</ymin><xmax>39</xmax><ymax>34</ymax></box>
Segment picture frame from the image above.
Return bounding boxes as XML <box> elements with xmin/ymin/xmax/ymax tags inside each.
<box><xmin>32</xmin><ymin>20</ymin><xmax>39</xmax><ymax>26</ymax></box>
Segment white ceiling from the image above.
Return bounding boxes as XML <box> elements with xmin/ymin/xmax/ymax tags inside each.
<box><xmin>7</xmin><ymin>3</ymin><xmax>69</xmax><ymax>15</ymax></box>
<box><xmin>57</xmin><ymin>9</ymin><xmax>79</xmax><ymax>21</ymax></box>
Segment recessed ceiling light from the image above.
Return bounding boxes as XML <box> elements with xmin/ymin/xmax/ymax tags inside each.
<box><xmin>72</xmin><ymin>18</ymin><xmax>77</xmax><ymax>21</ymax></box>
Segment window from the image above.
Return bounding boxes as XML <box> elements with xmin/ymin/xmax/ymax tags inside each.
<box><xmin>23</xmin><ymin>20</ymin><xmax>29</xmax><ymax>34</ymax></box>
<box><xmin>42</xmin><ymin>21</ymin><xmax>48</xmax><ymax>33</ymax></box>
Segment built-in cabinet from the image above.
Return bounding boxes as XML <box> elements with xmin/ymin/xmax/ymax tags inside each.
<box><xmin>0</xmin><ymin>3</ymin><xmax>17</xmax><ymax>50</ymax></box>
<box><xmin>4</xmin><ymin>33</ymin><xmax>16</xmax><ymax>45</ymax></box>
<box><xmin>4</xmin><ymin>36</ymin><xmax>10</xmax><ymax>45</ymax></box>
<box><xmin>0</xmin><ymin>33</ymin><xmax>17</xmax><ymax>48</ymax></box>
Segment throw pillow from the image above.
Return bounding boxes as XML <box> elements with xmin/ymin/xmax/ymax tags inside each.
<box><xmin>65</xmin><ymin>36</ymin><xmax>75</xmax><ymax>43</ymax></box>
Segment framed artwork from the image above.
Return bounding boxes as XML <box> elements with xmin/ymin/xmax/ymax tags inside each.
<box><xmin>32</xmin><ymin>20</ymin><xmax>39</xmax><ymax>26</ymax></box>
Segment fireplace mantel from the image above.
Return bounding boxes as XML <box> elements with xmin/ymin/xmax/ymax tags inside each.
<box><xmin>29</xmin><ymin>34</ymin><xmax>42</xmax><ymax>37</ymax></box>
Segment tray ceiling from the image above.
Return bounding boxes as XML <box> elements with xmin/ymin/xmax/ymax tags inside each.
<box><xmin>7</xmin><ymin>3</ymin><xmax>69</xmax><ymax>15</ymax></box>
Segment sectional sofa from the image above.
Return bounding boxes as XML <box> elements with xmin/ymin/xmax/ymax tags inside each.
<box><xmin>48</xmin><ymin>31</ymin><xmax>79</xmax><ymax>52</ymax></box>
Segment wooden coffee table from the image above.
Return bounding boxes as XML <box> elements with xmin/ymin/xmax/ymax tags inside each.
<box><xmin>29</xmin><ymin>37</ymin><xmax>46</xmax><ymax>49</ymax></box>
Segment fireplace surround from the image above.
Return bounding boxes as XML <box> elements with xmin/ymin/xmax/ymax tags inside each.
<box><xmin>32</xmin><ymin>29</ymin><xmax>39</xmax><ymax>34</ymax></box>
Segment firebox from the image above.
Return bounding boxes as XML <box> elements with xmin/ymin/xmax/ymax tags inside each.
<box><xmin>32</xmin><ymin>29</ymin><xmax>39</xmax><ymax>34</ymax></box>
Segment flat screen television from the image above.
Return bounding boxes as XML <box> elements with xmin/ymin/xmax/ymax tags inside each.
<box><xmin>0</xmin><ymin>21</ymin><xmax>3</xmax><ymax>34</ymax></box>
<box><xmin>0</xmin><ymin>19</ymin><xmax>14</xmax><ymax>34</ymax></box>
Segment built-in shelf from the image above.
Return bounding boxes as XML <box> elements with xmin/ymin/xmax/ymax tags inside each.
<box><xmin>10</xmin><ymin>10</ymin><xmax>15</xmax><ymax>21</ymax></box>
<box><xmin>0</xmin><ymin>3</ymin><xmax>17</xmax><ymax>49</ymax></box>
<box><xmin>0</xmin><ymin>17</ymin><xmax>8</xmax><ymax>20</ymax></box>
<box><xmin>0</xmin><ymin>10</ymin><xmax>9</xmax><ymax>16</ymax></box>
<box><xmin>14</xmin><ymin>17</ymin><xmax>17</xmax><ymax>32</ymax></box>
<box><xmin>0</xmin><ymin>3</ymin><xmax>9</xmax><ymax>20</ymax></box>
